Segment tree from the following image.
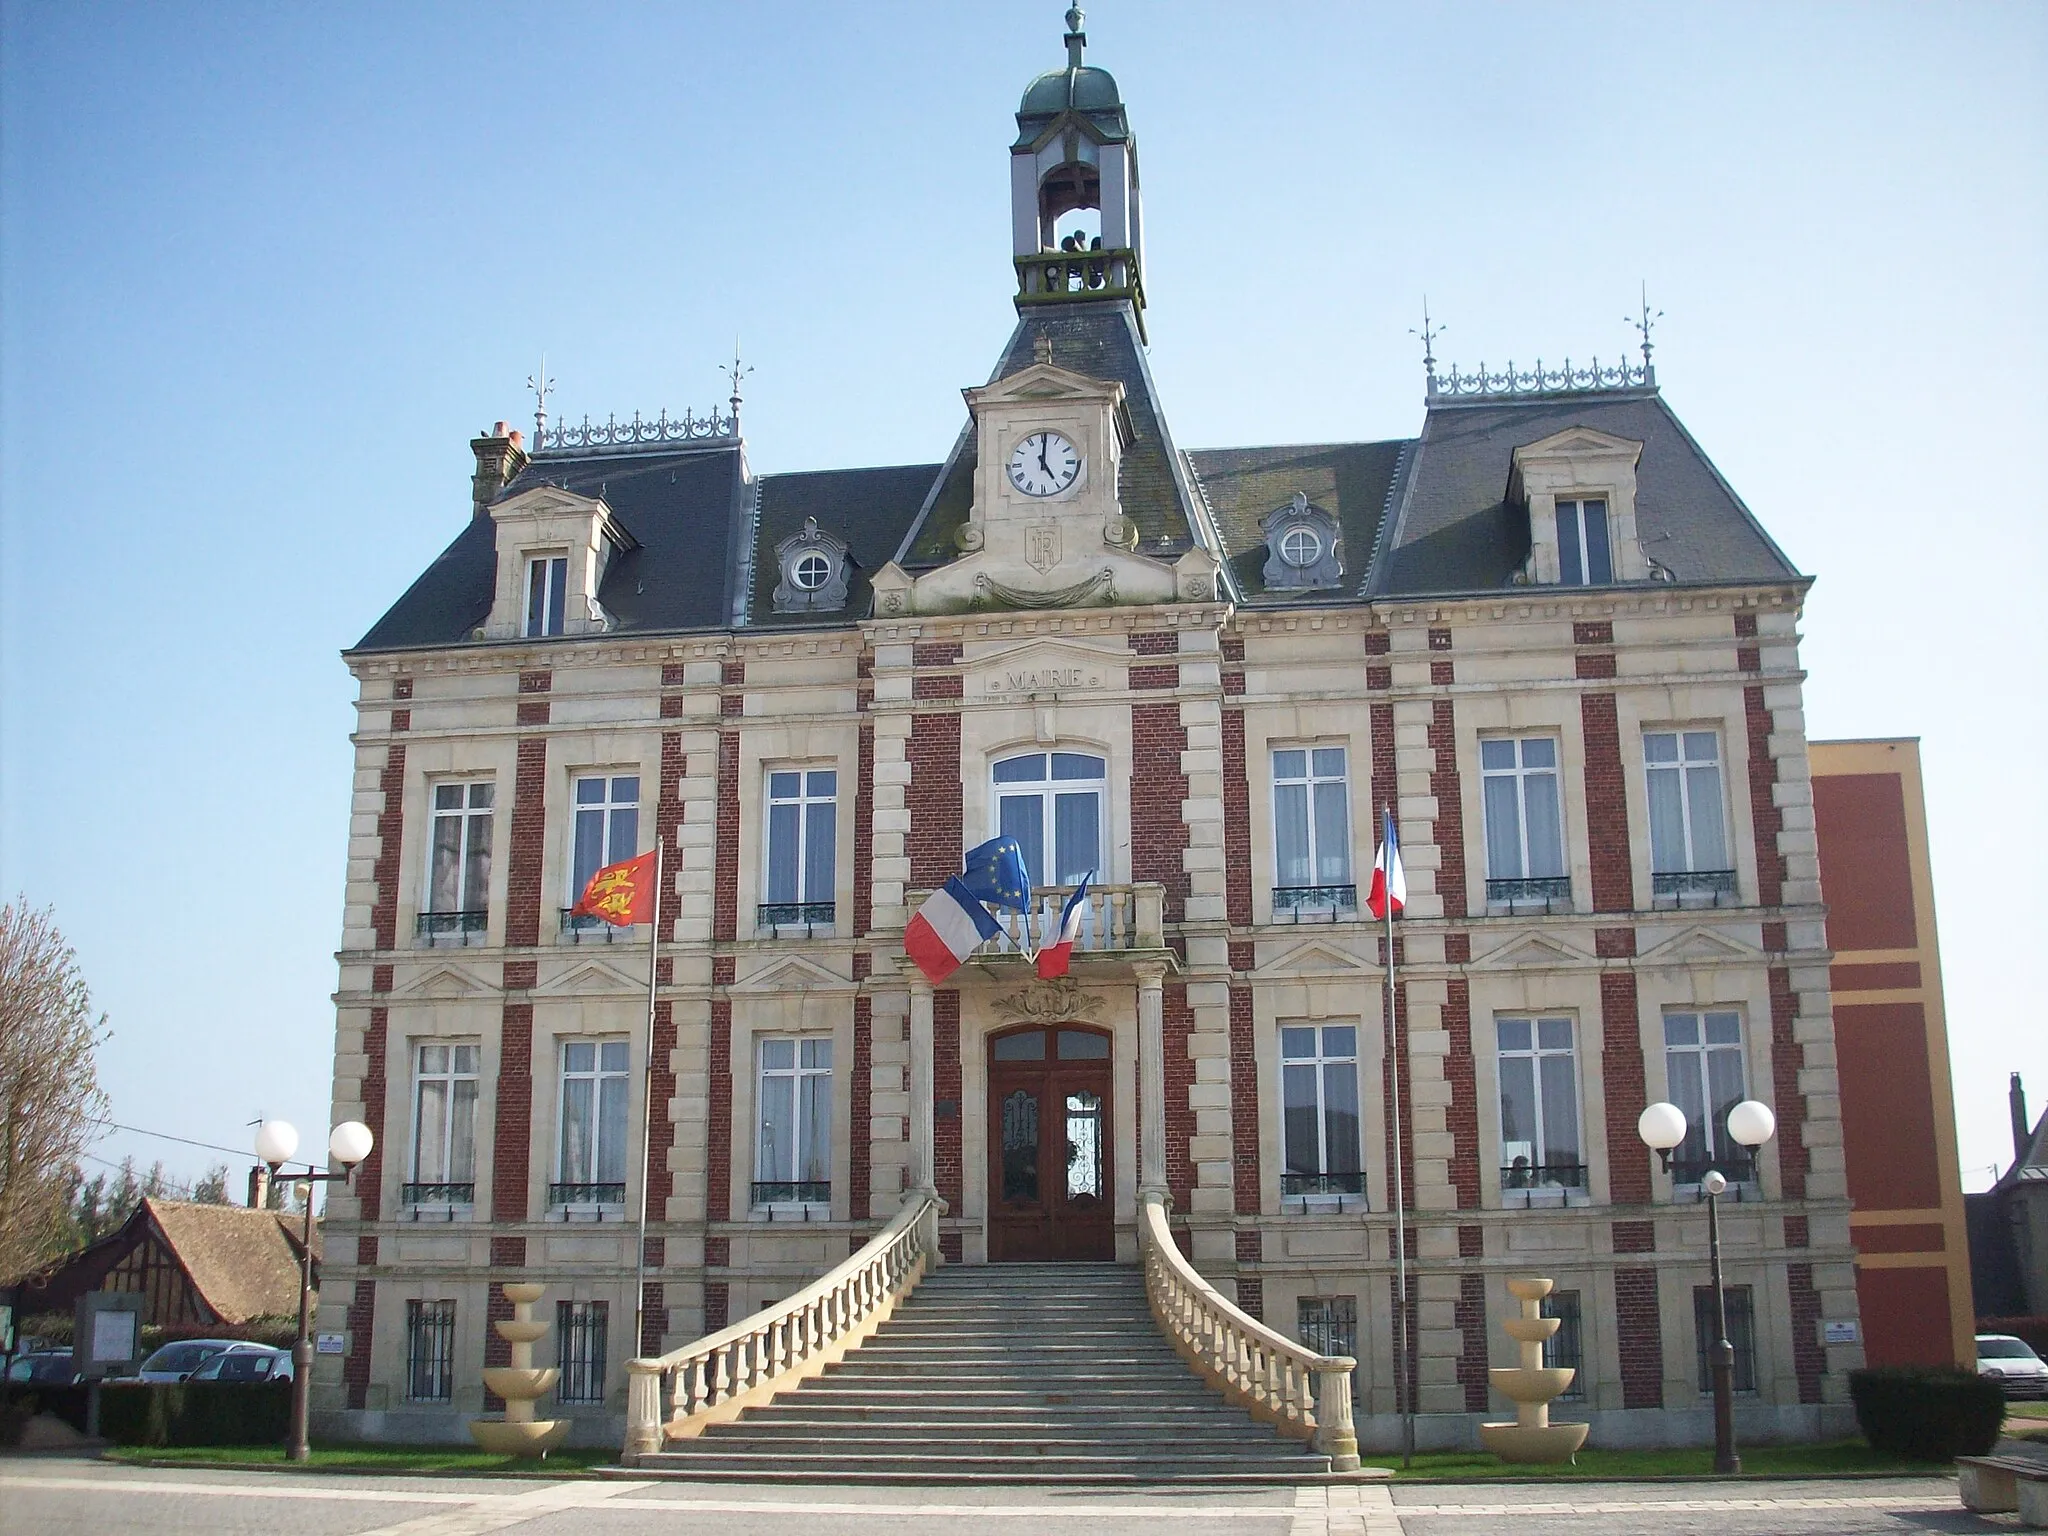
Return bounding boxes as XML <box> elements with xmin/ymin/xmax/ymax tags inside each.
<box><xmin>0</xmin><ymin>901</ymin><xmax>110</xmax><ymax>1281</ymax></box>
<box><xmin>190</xmin><ymin>1164</ymin><xmax>230</xmax><ymax>1205</ymax></box>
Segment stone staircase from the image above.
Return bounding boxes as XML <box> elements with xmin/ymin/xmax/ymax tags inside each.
<box><xmin>635</xmin><ymin>1262</ymin><xmax>1331</xmax><ymax>1483</ymax></box>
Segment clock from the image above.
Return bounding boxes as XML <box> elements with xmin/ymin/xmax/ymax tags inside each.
<box><xmin>1006</xmin><ymin>431</ymin><xmax>1081</xmax><ymax>497</ymax></box>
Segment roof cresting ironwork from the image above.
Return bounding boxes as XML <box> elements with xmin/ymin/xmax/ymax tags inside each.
<box><xmin>1424</xmin><ymin>285</ymin><xmax>1663</xmax><ymax>401</ymax></box>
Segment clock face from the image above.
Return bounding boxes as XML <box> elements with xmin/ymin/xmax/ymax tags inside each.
<box><xmin>1006</xmin><ymin>431</ymin><xmax>1081</xmax><ymax>497</ymax></box>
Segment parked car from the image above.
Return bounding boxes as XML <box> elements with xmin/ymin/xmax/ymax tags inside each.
<box><xmin>4</xmin><ymin>1350</ymin><xmax>81</xmax><ymax>1386</ymax></box>
<box><xmin>1975</xmin><ymin>1333</ymin><xmax>2048</xmax><ymax>1399</ymax></box>
<box><xmin>129</xmin><ymin>1339</ymin><xmax>240</xmax><ymax>1382</ymax></box>
<box><xmin>186</xmin><ymin>1345</ymin><xmax>293</xmax><ymax>1383</ymax></box>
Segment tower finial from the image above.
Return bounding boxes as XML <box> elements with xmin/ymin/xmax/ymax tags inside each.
<box><xmin>1410</xmin><ymin>299</ymin><xmax>1445</xmax><ymax>394</ymax></box>
<box><xmin>721</xmin><ymin>341</ymin><xmax>754</xmax><ymax>433</ymax></box>
<box><xmin>527</xmin><ymin>356</ymin><xmax>554</xmax><ymax>446</ymax></box>
<box><xmin>1627</xmin><ymin>281</ymin><xmax>1663</xmax><ymax>384</ymax></box>
<box><xmin>1064</xmin><ymin>6</ymin><xmax>1085</xmax><ymax>69</ymax></box>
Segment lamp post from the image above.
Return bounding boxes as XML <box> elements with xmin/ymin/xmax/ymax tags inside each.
<box><xmin>1636</xmin><ymin>1097</ymin><xmax>1776</xmax><ymax>1475</ymax></box>
<box><xmin>255</xmin><ymin>1118</ymin><xmax>374</xmax><ymax>1463</ymax></box>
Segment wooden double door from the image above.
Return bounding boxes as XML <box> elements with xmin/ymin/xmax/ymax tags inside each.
<box><xmin>986</xmin><ymin>1023</ymin><xmax>1115</xmax><ymax>1262</ymax></box>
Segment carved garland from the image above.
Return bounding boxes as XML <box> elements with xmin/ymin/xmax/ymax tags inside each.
<box><xmin>990</xmin><ymin>977</ymin><xmax>1107</xmax><ymax>1024</ymax></box>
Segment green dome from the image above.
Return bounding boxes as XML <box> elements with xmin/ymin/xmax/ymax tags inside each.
<box><xmin>1019</xmin><ymin>64</ymin><xmax>1123</xmax><ymax>117</ymax></box>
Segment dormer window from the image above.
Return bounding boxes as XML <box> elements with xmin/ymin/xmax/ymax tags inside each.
<box><xmin>772</xmin><ymin>518</ymin><xmax>851</xmax><ymax>614</ymax></box>
<box><xmin>1260</xmin><ymin>492</ymin><xmax>1341</xmax><ymax>590</ymax></box>
<box><xmin>524</xmin><ymin>554</ymin><xmax>568</xmax><ymax>637</ymax></box>
<box><xmin>1556</xmin><ymin>500</ymin><xmax>1612</xmax><ymax>586</ymax></box>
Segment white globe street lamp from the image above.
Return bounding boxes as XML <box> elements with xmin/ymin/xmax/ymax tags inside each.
<box><xmin>254</xmin><ymin>1116</ymin><xmax>375</xmax><ymax>1463</ymax></box>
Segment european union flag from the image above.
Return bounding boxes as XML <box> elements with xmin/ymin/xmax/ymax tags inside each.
<box><xmin>959</xmin><ymin>836</ymin><xmax>1032</xmax><ymax>914</ymax></box>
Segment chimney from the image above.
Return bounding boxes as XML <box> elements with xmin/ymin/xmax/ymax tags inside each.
<box><xmin>471</xmin><ymin>421</ymin><xmax>531</xmax><ymax>520</ymax></box>
<box><xmin>247</xmin><ymin>1163</ymin><xmax>272</xmax><ymax>1210</ymax></box>
<box><xmin>2014</xmin><ymin>1073</ymin><xmax>2033</xmax><ymax>1166</ymax></box>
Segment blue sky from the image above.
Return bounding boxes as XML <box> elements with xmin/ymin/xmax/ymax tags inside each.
<box><xmin>2</xmin><ymin>2</ymin><xmax>2042</xmax><ymax>1192</ymax></box>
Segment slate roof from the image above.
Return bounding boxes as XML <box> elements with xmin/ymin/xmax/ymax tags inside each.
<box><xmin>352</xmin><ymin>443</ymin><xmax>745</xmax><ymax>652</ymax></box>
<box><xmin>1373</xmin><ymin>389</ymin><xmax>1802</xmax><ymax>598</ymax></box>
<box><xmin>895</xmin><ymin>299</ymin><xmax>1214</xmax><ymax>574</ymax></box>
<box><xmin>1185</xmin><ymin>440</ymin><xmax>1409</xmax><ymax>603</ymax></box>
<box><xmin>747</xmin><ymin>462</ymin><xmax>941</xmax><ymax>627</ymax></box>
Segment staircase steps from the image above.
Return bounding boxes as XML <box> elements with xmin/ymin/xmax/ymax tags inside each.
<box><xmin>632</xmin><ymin>1261</ymin><xmax>1332</xmax><ymax>1485</ymax></box>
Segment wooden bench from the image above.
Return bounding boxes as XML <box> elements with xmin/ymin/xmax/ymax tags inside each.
<box><xmin>1957</xmin><ymin>1454</ymin><xmax>2048</xmax><ymax>1527</ymax></box>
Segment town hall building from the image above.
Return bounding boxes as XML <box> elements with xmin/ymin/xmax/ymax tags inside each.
<box><xmin>312</xmin><ymin>13</ymin><xmax>1913</xmax><ymax>1458</ymax></box>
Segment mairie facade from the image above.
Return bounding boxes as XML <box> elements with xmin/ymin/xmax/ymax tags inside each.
<box><xmin>315</xmin><ymin>19</ymin><xmax>1876</xmax><ymax>1451</ymax></box>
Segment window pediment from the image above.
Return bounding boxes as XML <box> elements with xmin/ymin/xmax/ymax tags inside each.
<box><xmin>1507</xmin><ymin>426</ymin><xmax>1649</xmax><ymax>587</ymax></box>
<box><xmin>772</xmin><ymin>518</ymin><xmax>852</xmax><ymax>613</ymax></box>
<box><xmin>480</xmin><ymin>486</ymin><xmax>629</xmax><ymax>640</ymax></box>
<box><xmin>1259</xmin><ymin>492</ymin><xmax>1342</xmax><ymax>589</ymax></box>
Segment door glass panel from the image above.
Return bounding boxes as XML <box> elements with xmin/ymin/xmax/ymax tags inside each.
<box><xmin>1065</xmin><ymin>1090</ymin><xmax>1103</xmax><ymax>1199</ymax></box>
<box><xmin>1057</xmin><ymin>1029</ymin><xmax>1109</xmax><ymax>1059</ymax></box>
<box><xmin>993</xmin><ymin>1030</ymin><xmax>1046</xmax><ymax>1061</ymax></box>
<box><xmin>1001</xmin><ymin>1090</ymin><xmax>1040</xmax><ymax>1200</ymax></box>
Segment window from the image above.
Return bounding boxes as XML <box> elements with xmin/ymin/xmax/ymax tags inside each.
<box><xmin>1298</xmin><ymin>1297</ymin><xmax>1359</xmax><ymax>1398</ymax></box>
<box><xmin>1281</xmin><ymin>1025</ymin><xmax>1362</xmax><ymax>1201</ymax></box>
<box><xmin>763</xmin><ymin>769</ymin><xmax>836</xmax><ymax>929</ymax></box>
<box><xmin>1693</xmin><ymin>1284</ymin><xmax>1758</xmax><ymax>1394</ymax></box>
<box><xmin>556</xmin><ymin>1301</ymin><xmax>608</xmax><ymax>1405</ymax></box>
<box><xmin>405</xmin><ymin>1300</ymin><xmax>455</xmax><ymax>1402</ymax></box>
<box><xmin>407</xmin><ymin>1043</ymin><xmax>477</xmax><ymax>1204</ymax></box>
<box><xmin>755</xmin><ymin>1037</ymin><xmax>832</xmax><ymax>1206</ymax></box>
<box><xmin>1556</xmin><ymin>499</ymin><xmax>1612</xmax><ymax>586</ymax></box>
<box><xmin>992</xmin><ymin>751</ymin><xmax>1105</xmax><ymax>887</ymax></box>
<box><xmin>792</xmin><ymin>553</ymin><xmax>832</xmax><ymax>590</ymax></box>
<box><xmin>1542</xmin><ymin>1289</ymin><xmax>1584</xmax><ymax>1400</ymax></box>
<box><xmin>1645</xmin><ymin>730</ymin><xmax>1734</xmax><ymax>904</ymax></box>
<box><xmin>1481</xmin><ymin>738</ymin><xmax>1567</xmax><ymax>910</ymax></box>
<box><xmin>422</xmin><ymin>781</ymin><xmax>493</xmax><ymax>941</ymax></box>
<box><xmin>1279</xmin><ymin>527</ymin><xmax>1322</xmax><ymax>568</ymax></box>
<box><xmin>564</xmin><ymin>774</ymin><xmax>638</xmax><ymax>934</ymax></box>
<box><xmin>1664</xmin><ymin>1011</ymin><xmax>1752</xmax><ymax>1185</ymax></box>
<box><xmin>524</xmin><ymin>554</ymin><xmax>568</xmax><ymax>637</ymax></box>
<box><xmin>555</xmin><ymin>1040</ymin><xmax>630</xmax><ymax>1205</ymax></box>
<box><xmin>1495</xmin><ymin>1017</ymin><xmax>1584</xmax><ymax>1194</ymax></box>
<box><xmin>1272</xmin><ymin>746</ymin><xmax>1354</xmax><ymax>915</ymax></box>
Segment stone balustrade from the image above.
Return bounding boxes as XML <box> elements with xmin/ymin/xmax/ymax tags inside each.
<box><xmin>905</xmin><ymin>881</ymin><xmax>1165</xmax><ymax>956</ymax></box>
<box><xmin>622</xmin><ymin>1189</ymin><xmax>942</xmax><ymax>1463</ymax></box>
<box><xmin>1139</xmin><ymin>1192</ymin><xmax>1360</xmax><ymax>1471</ymax></box>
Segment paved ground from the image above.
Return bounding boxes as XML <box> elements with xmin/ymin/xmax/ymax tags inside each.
<box><xmin>0</xmin><ymin>1456</ymin><xmax>2001</xmax><ymax>1535</ymax></box>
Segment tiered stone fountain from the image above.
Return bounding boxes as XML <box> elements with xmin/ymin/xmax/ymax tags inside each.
<box><xmin>1478</xmin><ymin>1276</ymin><xmax>1590</xmax><ymax>1464</ymax></box>
<box><xmin>470</xmin><ymin>1281</ymin><xmax>568</xmax><ymax>1457</ymax></box>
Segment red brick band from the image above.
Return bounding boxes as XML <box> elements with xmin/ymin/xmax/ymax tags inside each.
<box><xmin>1602</xmin><ymin>973</ymin><xmax>1652</xmax><ymax>1205</ymax></box>
<box><xmin>1444</xmin><ymin>980</ymin><xmax>1479</xmax><ymax>1208</ymax></box>
<box><xmin>1164</xmin><ymin>984</ymin><xmax>1195</xmax><ymax>1212</ymax></box>
<box><xmin>1229</xmin><ymin>986</ymin><xmax>1259</xmax><ymax>1216</ymax></box>
<box><xmin>1430</xmin><ymin>698</ymin><xmax>1466</xmax><ymax>918</ymax></box>
<box><xmin>851</xmin><ymin>996</ymin><xmax>873</xmax><ymax>1219</ymax></box>
<box><xmin>934</xmin><ymin>991</ymin><xmax>962</xmax><ymax>1216</ymax></box>
<box><xmin>371</xmin><ymin>745</ymin><xmax>406</xmax><ymax>951</ymax></box>
<box><xmin>506</xmin><ymin>739</ymin><xmax>547</xmax><ymax>946</ymax></box>
<box><xmin>707</xmin><ymin>999</ymin><xmax>732</xmax><ymax>1224</ymax></box>
<box><xmin>492</xmin><ymin>1002</ymin><xmax>533</xmax><ymax>1223</ymax></box>
<box><xmin>1581</xmin><ymin>694</ymin><xmax>1631</xmax><ymax>913</ymax></box>
<box><xmin>907</xmin><ymin>715</ymin><xmax>963</xmax><ymax>887</ymax></box>
<box><xmin>1131</xmin><ymin>703</ymin><xmax>1190</xmax><ymax>922</ymax></box>
<box><xmin>1788</xmin><ymin>1262</ymin><xmax>1824</xmax><ymax>1403</ymax></box>
<box><xmin>713</xmin><ymin>733</ymin><xmax>739</xmax><ymax>942</ymax></box>
<box><xmin>1221</xmin><ymin>710</ymin><xmax>1253</xmax><ymax>927</ymax></box>
<box><xmin>1615</xmin><ymin>1267</ymin><xmax>1664</xmax><ymax>1409</ymax></box>
<box><xmin>1456</xmin><ymin>1272</ymin><xmax>1489</xmax><ymax>1411</ymax></box>
<box><xmin>358</xmin><ymin>1009</ymin><xmax>388</xmax><ymax>1222</ymax></box>
<box><xmin>343</xmin><ymin>1278</ymin><xmax>376</xmax><ymax>1410</ymax></box>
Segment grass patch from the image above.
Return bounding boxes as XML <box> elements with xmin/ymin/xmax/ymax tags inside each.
<box><xmin>2007</xmin><ymin>1401</ymin><xmax>2048</xmax><ymax>1420</ymax></box>
<box><xmin>1363</xmin><ymin>1438</ymin><xmax>1950</xmax><ymax>1481</ymax></box>
<box><xmin>105</xmin><ymin>1443</ymin><xmax>617</xmax><ymax>1476</ymax></box>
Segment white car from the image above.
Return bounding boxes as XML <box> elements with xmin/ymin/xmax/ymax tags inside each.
<box><xmin>1976</xmin><ymin>1334</ymin><xmax>2048</xmax><ymax>1399</ymax></box>
<box><xmin>129</xmin><ymin>1338</ymin><xmax>239</xmax><ymax>1383</ymax></box>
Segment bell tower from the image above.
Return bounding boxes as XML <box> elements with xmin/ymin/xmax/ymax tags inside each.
<box><xmin>1011</xmin><ymin>7</ymin><xmax>1145</xmax><ymax>332</ymax></box>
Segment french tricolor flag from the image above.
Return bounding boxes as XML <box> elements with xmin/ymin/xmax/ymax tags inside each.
<box><xmin>1366</xmin><ymin>808</ymin><xmax>1406</xmax><ymax>920</ymax></box>
<box><xmin>905</xmin><ymin>876</ymin><xmax>1002</xmax><ymax>985</ymax></box>
<box><xmin>1035</xmin><ymin>872</ymin><xmax>1094</xmax><ymax>979</ymax></box>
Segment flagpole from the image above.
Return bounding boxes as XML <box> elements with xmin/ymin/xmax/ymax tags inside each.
<box><xmin>633</xmin><ymin>838</ymin><xmax>663</xmax><ymax>1362</ymax></box>
<box><xmin>1383</xmin><ymin>805</ymin><xmax>1414</xmax><ymax>1469</ymax></box>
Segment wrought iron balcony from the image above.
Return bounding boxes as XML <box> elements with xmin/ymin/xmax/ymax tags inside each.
<box><xmin>1486</xmin><ymin>876</ymin><xmax>1573</xmax><ymax>914</ymax></box>
<box><xmin>402</xmin><ymin>1181</ymin><xmax>475</xmax><ymax>1206</ymax></box>
<box><xmin>416</xmin><ymin>910</ymin><xmax>487</xmax><ymax>945</ymax></box>
<box><xmin>1671</xmin><ymin>1154</ymin><xmax>1756</xmax><ymax>1190</ymax></box>
<box><xmin>751</xmin><ymin>1180</ymin><xmax>830</xmax><ymax>1208</ymax></box>
<box><xmin>1282</xmin><ymin>1171</ymin><xmax>1367</xmax><ymax>1197</ymax></box>
<box><xmin>560</xmin><ymin>908</ymin><xmax>635</xmax><ymax>943</ymax></box>
<box><xmin>1014</xmin><ymin>247</ymin><xmax>1142</xmax><ymax>310</ymax></box>
<box><xmin>549</xmin><ymin>1181</ymin><xmax>626</xmax><ymax>1208</ymax></box>
<box><xmin>757</xmin><ymin>901</ymin><xmax>835</xmax><ymax>935</ymax></box>
<box><xmin>909</xmin><ymin>882</ymin><xmax>1165</xmax><ymax>960</ymax></box>
<box><xmin>1273</xmin><ymin>884</ymin><xmax>1359</xmax><ymax>922</ymax></box>
<box><xmin>1500</xmin><ymin>1161</ymin><xmax>1588</xmax><ymax>1191</ymax></box>
<box><xmin>1651</xmin><ymin>869</ymin><xmax>1739</xmax><ymax>909</ymax></box>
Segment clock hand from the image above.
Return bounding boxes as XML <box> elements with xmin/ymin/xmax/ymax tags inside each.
<box><xmin>1038</xmin><ymin>439</ymin><xmax>1050</xmax><ymax>478</ymax></box>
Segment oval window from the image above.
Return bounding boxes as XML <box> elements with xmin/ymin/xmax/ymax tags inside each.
<box><xmin>792</xmin><ymin>553</ymin><xmax>832</xmax><ymax>590</ymax></box>
<box><xmin>1279</xmin><ymin>527</ymin><xmax>1322</xmax><ymax>569</ymax></box>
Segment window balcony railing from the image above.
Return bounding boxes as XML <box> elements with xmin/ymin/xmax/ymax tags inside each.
<box><xmin>416</xmin><ymin>910</ymin><xmax>487</xmax><ymax>945</ymax></box>
<box><xmin>560</xmin><ymin>908</ymin><xmax>633</xmax><ymax>943</ymax></box>
<box><xmin>1272</xmin><ymin>884</ymin><xmax>1359</xmax><ymax>922</ymax></box>
<box><xmin>1486</xmin><ymin>876</ymin><xmax>1573</xmax><ymax>914</ymax></box>
<box><xmin>1501</xmin><ymin>1161</ymin><xmax>1588</xmax><ymax>1191</ymax></box>
<box><xmin>910</xmin><ymin>882</ymin><xmax>1165</xmax><ymax>959</ymax></box>
<box><xmin>1671</xmin><ymin>1154</ymin><xmax>1757</xmax><ymax>1195</ymax></box>
<box><xmin>1281</xmin><ymin>1171</ymin><xmax>1367</xmax><ymax>1197</ymax></box>
<box><xmin>1651</xmin><ymin>869</ymin><xmax>1739</xmax><ymax>909</ymax></box>
<box><xmin>549</xmin><ymin>1181</ymin><xmax>626</xmax><ymax>1209</ymax></box>
<box><xmin>402</xmin><ymin>1181</ymin><xmax>475</xmax><ymax>1207</ymax></box>
<box><xmin>757</xmin><ymin>901</ymin><xmax>835</xmax><ymax>936</ymax></box>
<box><xmin>751</xmin><ymin>1180</ymin><xmax>831</xmax><ymax>1212</ymax></box>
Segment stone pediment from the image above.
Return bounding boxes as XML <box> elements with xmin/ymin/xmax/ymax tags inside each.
<box><xmin>1257</xmin><ymin>937</ymin><xmax>1378</xmax><ymax>979</ymax></box>
<box><xmin>1637</xmin><ymin>924</ymin><xmax>1759</xmax><ymax>967</ymax></box>
<box><xmin>731</xmin><ymin>954</ymin><xmax>856</xmax><ymax>995</ymax></box>
<box><xmin>1515</xmin><ymin>426</ymin><xmax>1644</xmax><ymax>461</ymax></box>
<box><xmin>536</xmin><ymin>956</ymin><xmax>645</xmax><ymax>995</ymax></box>
<box><xmin>399</xmin><ymin>962</ymin><xmax>496</xmax><ymax>998</ymax></box>
<box><xmin>494</xmin><ymin>484</ymin><xmax>608</xmax><ymax>519</ymax></box>
<box><xmin>1468</xmin><ymin>930</ymin><xmax>1592</xmax><ymax>970</ymax></box>
<box><xmin>965</xmin><ymin>361</ymin><xmax>1124</xmax><ymax>413</ymax></box>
